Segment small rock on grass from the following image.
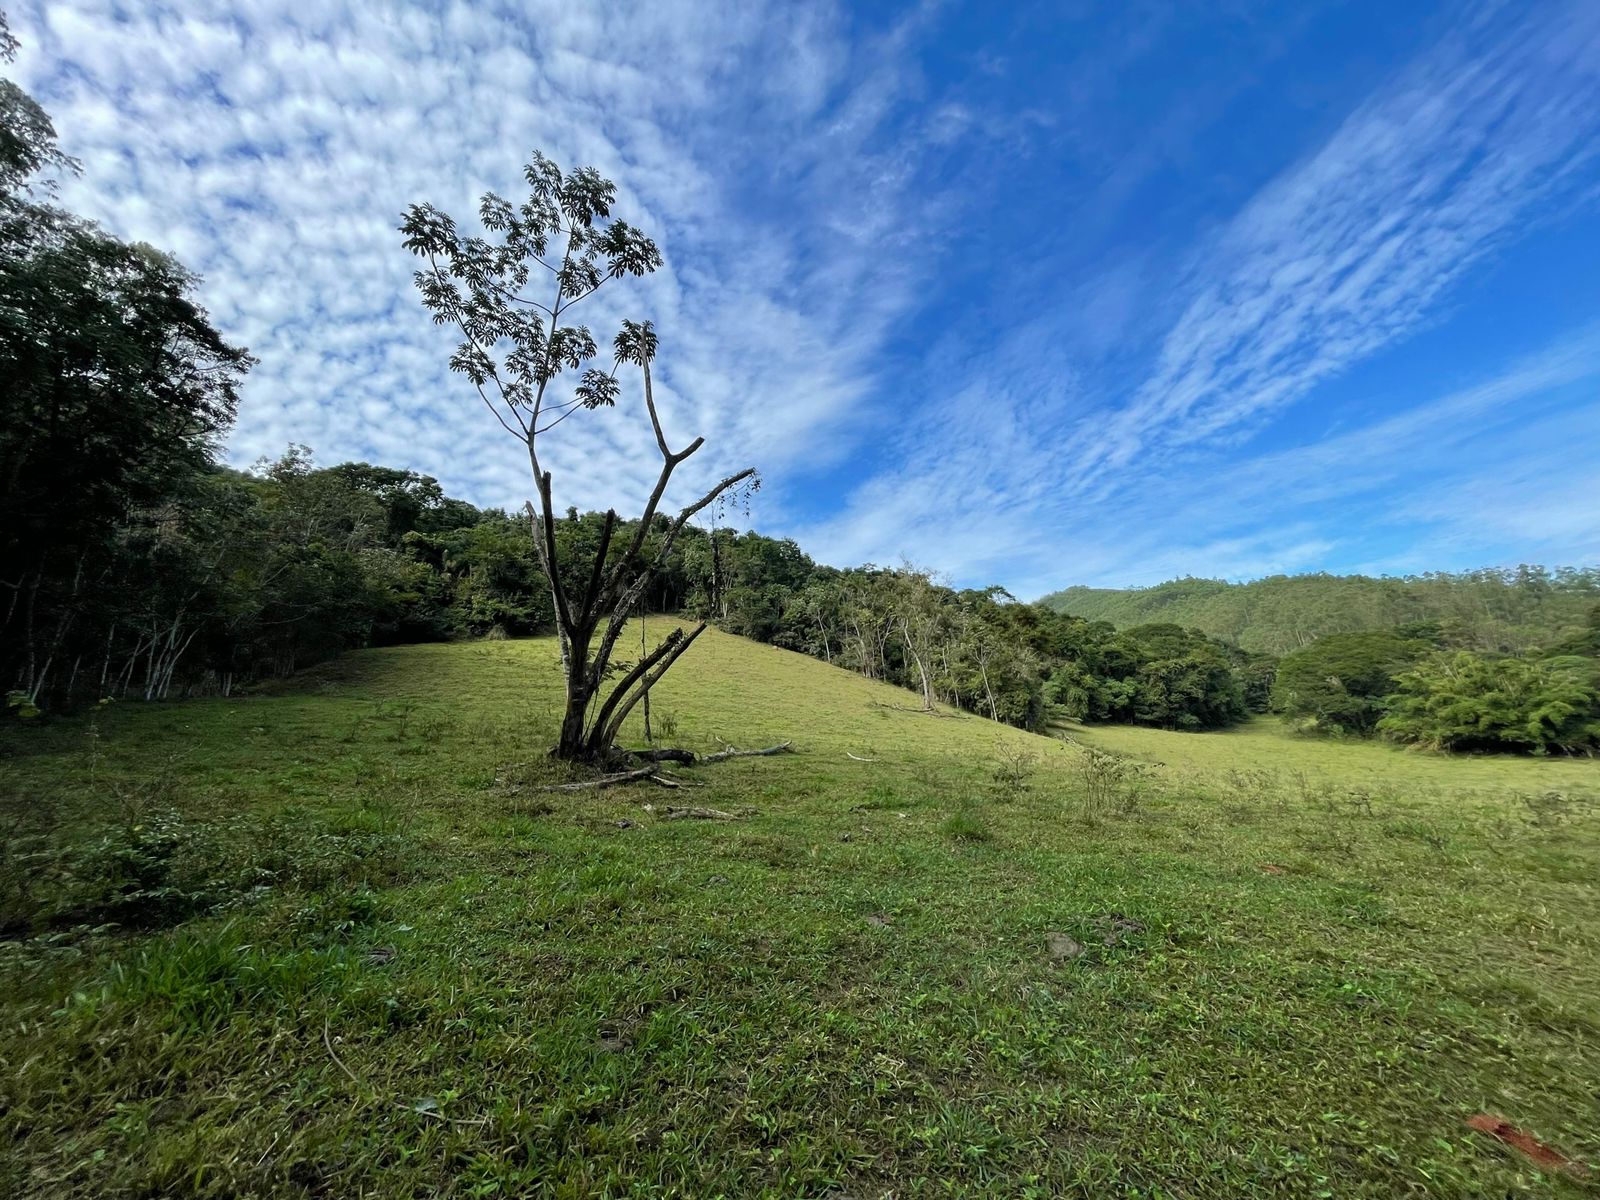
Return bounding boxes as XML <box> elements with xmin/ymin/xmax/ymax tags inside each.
<box><xmin>1046</xmin><ymin>931</ymin><xmax>1084</xmax><ymax>962</ymax></box>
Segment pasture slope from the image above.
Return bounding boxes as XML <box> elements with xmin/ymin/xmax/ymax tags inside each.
<box><xmin>2</xmin><ymin>625</ymin><xmax>1597</xmax><ymax>1198</ymax></box>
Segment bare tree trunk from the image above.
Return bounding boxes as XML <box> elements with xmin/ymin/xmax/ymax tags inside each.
<box><xmin>640</xmin><ymin>611</ymin><xmax>653</xmax><ymax>743</ymax></box>
<box><xmin>99</xmin><ymin>622</ymin><xmax>116</xmax><ymax>695</ymax></box>
<box><xmin>875</xmin><ymin>620</ymin><xmax>893</xmax><ymax>682</ymax></box>
<box><xmin>847</xmin><ymin>617</ymin><xmax>871</xmax><ymax>677</ymax></box>
<box><xmin>21</xmin><ymin>569</ymin><xmax>41</xmax><ymax>698</ymax></box>
<box><xmin>901</xmin><ymin>620</ymin><xmax>935</xmax><ymax>712</ymax></box>
<box><xmin>979</xmin><ymin>656</ymin><xmax>998</xmax><ymax>721</ymax></box>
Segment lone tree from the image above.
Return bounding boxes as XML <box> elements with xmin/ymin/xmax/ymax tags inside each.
<box><xmin>402</xmin><ymin>154</ymin><xmax>755</xmax><ymax>763</ymax></box>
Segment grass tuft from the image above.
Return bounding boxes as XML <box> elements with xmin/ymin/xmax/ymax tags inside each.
<box><xmin>939</xmin><ymin>805</ymin><xmax>994</xmax><ymax>843</ymax></box>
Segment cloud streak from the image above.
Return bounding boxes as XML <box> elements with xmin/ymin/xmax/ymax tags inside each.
<box><xmin>796</xmin><ymin>0</ymin><xmax>1600</xmax><ymax>588</ymax></box>
<box><xmin>1075</xmin><ymin>0</ymin><xmax>1600</xmax><ymax>487</ymax></box>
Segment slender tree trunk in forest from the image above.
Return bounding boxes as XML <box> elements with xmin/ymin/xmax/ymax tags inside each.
<box><xmin>902</xmin><ymin>620</ymin><xmax>935</xmax><ymax>712</ymax></box>
<box><xmin>980</xmin><ymin>657</ymin><xmax>998</xmax><ymax>721</ymax></box>
<box><xmin>99</xmin><ymin>623</ymin><xmax>115</xmax><ymax>694</ymax></box>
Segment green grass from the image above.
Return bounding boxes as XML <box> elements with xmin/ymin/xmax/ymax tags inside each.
<box><xmin>2</xmin><ymin>626</ymin><xmax>1598</xmax><ymax>1198</ymax></box>
<box><xmin>1064</xmin><ymin>713</ymin><xmax>1600</xmax><ymax>795</ymax></box>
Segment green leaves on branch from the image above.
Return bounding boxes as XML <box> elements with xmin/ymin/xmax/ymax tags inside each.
<box><xmin>574</xmin><ymin>370</ymin><xmax>620</xmax><ymax>410</ymax></box>
<box><xmin>400</xmin><ymin>151</ymin><xmax>663</xmax><ymax>430</ymax></box>
<box><xmin>614</xmin><ymin>319</ymin><xmax>658</xmax><ymax>367</ymax></box>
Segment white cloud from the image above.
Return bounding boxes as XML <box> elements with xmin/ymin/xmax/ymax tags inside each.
<box><xmin>8</xmin><ymin>0</ymin><xmax>938</xmax><ymax>521</ymax></box>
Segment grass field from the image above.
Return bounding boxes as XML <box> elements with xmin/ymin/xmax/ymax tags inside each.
<box><xmin>1064</xmin><ymin>714</ymin><xmax>1600</xmax><ymax>797</ymax></box>
<box><xmin>2</xmin><ymin>626</ymin><xmax>1598</xmax><ymax>1197</ymax></box>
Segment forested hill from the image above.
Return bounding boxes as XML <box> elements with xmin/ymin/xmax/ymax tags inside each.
<box><xmin>1038</xmin><ymin>569</ymin><xmax>1600</xmax><ymax>656</ymax></box>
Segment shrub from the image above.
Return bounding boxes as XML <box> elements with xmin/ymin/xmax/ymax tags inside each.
<box><xmin>990</xmin><ymin>742</ymin><xmax>1038</xmax><ymax>792</ymax></box>
<box><xmin>1379</xmin><ymin>652</ymin><xmax>1600</xmax><ymax>754</ymax></box>
<box><xmin>1074</xmin><ymin>746</ymin><xmax>1146</xmax><ymax>818</ymax></box>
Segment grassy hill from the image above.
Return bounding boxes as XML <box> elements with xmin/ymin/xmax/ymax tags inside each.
<box><xmin>1039</xmin><ymin>569</ymin><xmax>1600</xmax><ymax>655</ymax></box>
<box><xmin>3</xmin><ymin>627</ymin><xmax>1598</xmax><ymax>1197</ymax></box>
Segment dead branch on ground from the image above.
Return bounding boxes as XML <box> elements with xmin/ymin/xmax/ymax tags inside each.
<box><xmin>698</xmin><ymin>741</ymin><xmax>793</xmax><ymax>763</ymax></box>
<box><xmin>649</xmin><ymin>804</ymin><xmax>756</xmax><ymax>821</ymax></box>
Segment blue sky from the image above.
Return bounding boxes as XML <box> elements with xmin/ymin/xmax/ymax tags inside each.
<box><xmin>12</xmin><ymin>0</ymin><xmax>1600</xmax><ymax>596</ymax></box>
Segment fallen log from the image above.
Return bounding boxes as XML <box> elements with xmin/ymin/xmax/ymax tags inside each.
<box><xmin>698</xmin><ymin>740</ymin><xmax>793</xmax><ymax>764</ymax></box>
<box><xmin>527</xmin><ymin>765</ymin><xmax>659</xmax><ymax>792</ymax></box>
<box><xmin>655</xmin><ymin>805</ymin><xmax>756</xmax><ymax>821</ymax></box>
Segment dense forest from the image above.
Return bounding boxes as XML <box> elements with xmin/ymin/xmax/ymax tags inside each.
<box><xmin>1041</xmin><ymin>569</ymin><xmax>1600</xmax><ymax>656</ymax></box>
<box><xmin>1040</xmin><ymin>573</ymin><xmax>1600</xmax><ymax>753</ymax></box>
<box><xmin>3</xmin><ymin>24</ymin><xmax>1597</xmax><ymax>756</ymax></box>
<box><xmin>0</xmin><ymin>437</ymin><xmax>1264</xmax><ymax>737</ymax></box>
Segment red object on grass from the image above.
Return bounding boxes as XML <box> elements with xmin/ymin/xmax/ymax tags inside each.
<box><xmin>1465</xmin><ymin>1114</ymin><xmax>1585</xmax><ymax>1175</ymax></box>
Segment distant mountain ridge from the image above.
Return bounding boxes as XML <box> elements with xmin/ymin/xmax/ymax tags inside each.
<box><xmin>1037</xmin><ymin>568</ymin><xmax>1600</xmax><ymax>656</ymax></box>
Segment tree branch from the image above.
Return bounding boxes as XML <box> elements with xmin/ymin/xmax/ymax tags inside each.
<box><xmin>523</xmin><ymin>765</ymin><xmax>660</xmax><ymax>792</ymax></box>
<box><xmin>587</xmin><ymin>623</ymin><xmax>696</xmax><ymax>745</ymax></box>
<box><xmin>424</xmin><ymin>252</ymin><xmax>531</xmax><ymax>440</ymax></box>
<box><xmin>598</xmin><ymin>622</ymin><xmax>708</xmax><ymax>748</ymax></box>
<box><xmin>581</xmin><ymin>509</ymin><xmax>617</xmax><ymax>618</ymax></box>
<box><xmin>641</xmin><ymin>360</ymin><xmax>671</xmax><ymax>459</ymax></box>
<box><xmin>697</xmin><ymin>741</ymin><xmax>793</xmax><ymax>763</ymax></box>
<box><xmin>588</xmin><ymin>467</ymin><xmax>757</xmax><ymax>688</ymax></box>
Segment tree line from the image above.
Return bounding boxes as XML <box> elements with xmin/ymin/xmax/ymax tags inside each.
<box><xmin>1268</xmin><ymin>617</ymin><xmax>1600</xmax><ymax>755</ymax></box>
<box><xmin>1041</xmin><ymin>567</ymin><xmax>1600</xmax><ymax>656</ymax></box>
<box><xmin>3</xmin><ymin>441</ymin><xmax>1268</xmax><ymax>739</ymax></box>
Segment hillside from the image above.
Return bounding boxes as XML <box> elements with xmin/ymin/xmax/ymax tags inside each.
<box><xmin>1039</xmin><ymin>567</ymin><xmax>1600</xmax><ymax>655</ymax></box>
<box><xmin>3</xmin><ymin>628</ymin><xmax>1598</xmax><ymax>1196</ymax></box>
